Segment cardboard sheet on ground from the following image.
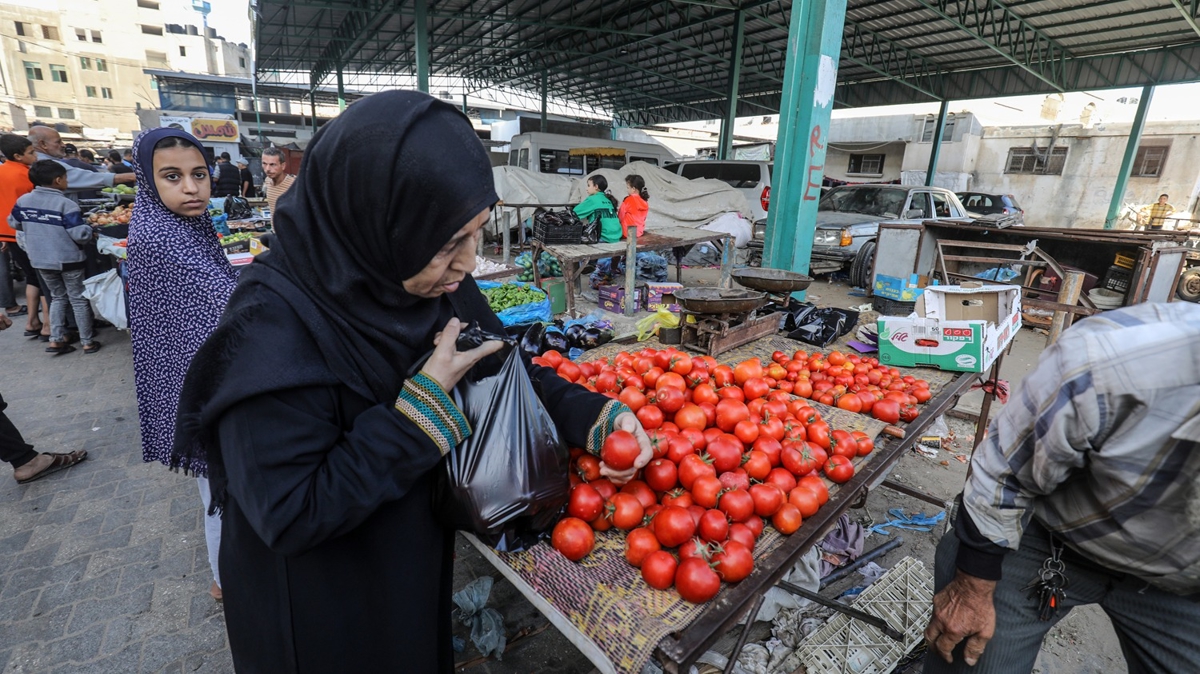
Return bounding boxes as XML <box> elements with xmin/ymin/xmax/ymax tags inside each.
<box><xmin>491</xmin><ymin>164</ymin><xmax>753</xmax><ymax>243</ymax></box>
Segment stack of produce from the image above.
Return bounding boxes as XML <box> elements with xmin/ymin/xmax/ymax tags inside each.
<box><xmin>87</xmin><ymin>203</ymin><xmax>133</xmax><ymax>225</ymax></box>
<box><xmin>513</xmin><ymin>251</ymin><xmax>562</xmax><ymax>282</ymax></box>
<box><xmin>100</xmin><ymin>185</ymin><xmax>136</xmax><ymax>195</ymax></box>
<box><xmin>481</xmin><ymin>282</ymin><xmax>546</xmax><ymax>313</ymax></box>
<box><xmin>530</xmin><ymin>347</ymin><xmax>931</xmax><ymax>604</ymax></box>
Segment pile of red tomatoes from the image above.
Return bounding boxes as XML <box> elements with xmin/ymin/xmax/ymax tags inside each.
<box><xmin>536</xmin><ymin>347</ymin><xmax>891</xmax><ymax>604</ymax></box>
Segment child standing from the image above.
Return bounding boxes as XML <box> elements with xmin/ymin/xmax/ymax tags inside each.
<box><xmin>8</xmin><ymin>160</ymin><xmax>99</xmax><ymax>355</ymax></box>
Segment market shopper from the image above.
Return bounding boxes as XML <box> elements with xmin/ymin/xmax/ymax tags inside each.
<box><xmin>126</xmin><ymin>127</ymin><xmax>238</xmax><ymax>602</ymax></box>
<box><xmin>1146</xmin><ymin>193</ymin><xmax>1176</xmax><ymax>230</ymax></box>
<box><xmin>0</xmin><ymin>314</ymin><xmax>87</xmax><ymax>482</ymax></box>
<box><xmin>0</xmin><ymin>134</ymin><xmax>48</xmax><ymax>339</ymax></box>
<box><xmin>236</xmin><ymin>159</ymin><xmax>256</xmax><ymax>198</ymax></box>
<box><xmin>170</xmin><ymin>91</ymin><xmax>653</xmax><ymax>673</ymax></box>
<box><xmin>27</xmin><ymin>126</ymin><xmax>135</xmax><ymax>201</ymax></box>
<box><xmin>8</xmin><ymin>160</ymin><xmax>100</xmax><ymax>355</ymax></box>
<box><xmin>61</xmin><ymin>143</ymin><xmax>102</xmax><ymax>200</ymax></box>
<box><xmin>212</xmin><ymin>152</ymin><xmax>241</xmax><ymax>198</ymax></box>
<box><xmin>107</xmin><ymin>150</ymin><xmax>134</xmax><ymax>176</ymax></box>
<box><xmin>260</xmin><ymin>146</ymin><xmax>294</xmax><ymax>224</ymax></box>
<box><xmin>923</xmin><ymin>301</ymin><xmax>1200</xmax><ymax>674</ymax></box>
<box><xmin>574</xmin><ymin>174</ymin><xmax>621</xmax><ymax>243</ymax></box>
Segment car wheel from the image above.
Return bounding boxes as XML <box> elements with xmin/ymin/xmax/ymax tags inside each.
<box><xmin>1177</xmin><ymin>267</ymin><xmax>1200</xmax><ymax>303</ymax></box>
<box><xmin>850</xmin><ymin>241</ymin><xmax>876</xmax><ymax>289</ymax></box>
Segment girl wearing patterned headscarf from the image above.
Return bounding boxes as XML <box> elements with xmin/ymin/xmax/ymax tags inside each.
<box><xmin>171</xmin><ymin>91</ymin><xmax>653</xmax><ymax>672</ymax></box>
<box><xmin>126</xmin><ymin>127</ymin><xmax>238</xmax><ymax>602</ymax></box>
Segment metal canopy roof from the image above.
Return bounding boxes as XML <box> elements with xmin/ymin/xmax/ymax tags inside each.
<box><xmin>144</xmin><ymin>69</ymin><xmax>369</xmax><ymax>107</ymax></box>
<box><xmin>256</xmin><ymin>0</ymin><xmax>1200</xmax><ymax>125</ymax></box>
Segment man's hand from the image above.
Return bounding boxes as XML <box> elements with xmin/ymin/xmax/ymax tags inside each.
<box><xmin>924</xmin><ymin>571</ymin><xmax>997</xmax><ymax>666</ymax></box>
<box><xmin>114</xmin><ymin>173</ymin><xmax>137</xmax><ymax>185</ymax></box>
<box><xmin>600</xmin><ymin>412</ymin><xmax>653</xmax><ymax>485</ymax></box>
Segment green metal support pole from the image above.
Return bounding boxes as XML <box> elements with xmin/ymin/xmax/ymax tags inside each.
<box><xmin>762</xmin><ymin>0</ymin><xmax>848</xmax><ymax>284</ymax></box>
<box><xmin>540</xmin><ymin>70</ymin><xmax>548</xmax><ymax>132</ymax></box>
<box><xmin>1105</xmin><ymin>85</ymin><xmax>1154</xmax><ymax>229</ymax></box>
<box><xmin>462</xmin><ymin>93</ymin><xmax>468</xmax><ymax>115</ymax></box>
<box><xmin>309</xmin><ymin>87</ymin><xmax>317</xmax><ymax>133</ymax></box>
<box><xmin>925</xmin><ymin>99</ymin><xmax>948</xmax><ymax>187</ymax></box>
<box><xmin>336</xmin><ymin>64</ymin><xmax>345</xmax><ymax>112</ymax></box>
<box><xmin>414</xmin><ymin>0</ymin><xmax>430</xmax><ymax>93</ymax></box>
<box><xmin>718</xmin><ymin>9</ymin><xmax>745</xmax><ymax>161</ymax></box>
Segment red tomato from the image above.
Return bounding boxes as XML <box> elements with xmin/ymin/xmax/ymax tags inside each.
<box><xmin>606</xmin><ymin>493</ymin><xmax>645</xmax><ymax>530</ymax></box>
<box><xmin>644</xmin><ymin>459</ymin><xmax>678</xmax><ymax>492</ymax></box>
<box><xmin>576</xmin><ymin>455</ymin><xmax>601</xmax><ymax>482</ymax></box>
<box><xmin>692</xmin><ymin>383</ymin><xmax>719</xmax><ymax>406</ymax></box>
<box><xmin>660</xmin><ymin>488</ymin><xmax>693</xmax><ymax>509</ymax></box>
<box><xmin>702</xmin><ymin>427</ymin><xmax>724</xmax><ymax>447</ymax></box>
<box><xmin>653</xmin><ymin>506</ymin><xmax>697</xmax><ymax>548</ymax></box>
<box><xmin>674</xmin><ymin>404</ymin><xmax>707</xmax><ymax>431</ymax></box>
<box><xmin>541</xmin><ymin>350</ymin><xmax>564</xmax><ymax>369</ymax></box>
<box><xmin>568</xmin><ymin>483</ymin><xmax>605</xmax><ymax>521</ymax></box>
<box><xmin>781</xmin><ymin>442</ymin><xmax>819</xmax><ymax>477</ymax></box>
<box><xmin>727</xmin><ymin>523</ymin><xmax>757</xmax><ymax>550</ymax></box>
<box><xmin>913</xmin><ymin>387</ymin><xmax>932</xmax><ymax>403</ymax></box>
<box><xmin>641</xmin><ymin>550</ymin><xmax>678</xmax><ymax>590</ymax></box>
<box><xmin>829</xmin><ymin>430</ymin><xmax>859</xmax><ymax>459</ymax></box>
<box><xmin>699</xmin><ymin>508</ymin><xmax>730</xmax><ymax>543</ymax></box>
<box><xmin>798</xmin><ymin>475</ymin><xmax>830</xmax><ymax>504</ymax></box>
<box><xmin>551</xmin><ymin>517</ymin><xmax>595</xmax><ymax>561</ymax></box>
<box><xmin>742</xmin><ymin>377</ymin><xmax>771</xmax><ymax>401</ymax></box>
<box><xmin>557</xmin><ymin>361</ymin><xmax>582</xmax><ymax>383</ymax></box>
<box><xmin>602</xmin><ymin>430</ymin><xmax>641</xmax><ymax>470</ymax></box>
<box><xmin>656</xmin><ymin>372</ymin><xmax>687</xmax><ymax>392</ymax></box>
<box><xmin>771</xmin><ymin>503</ymin><xmax>803</xmax><ymax>534</ymax></box>
<box><xmin>675</xmin><ymin>557</ymin><xmax>722</xmax><ymax>604</ymax></box>
<box><xmin>679</xmin><ymin>427</ymin><xmax>707</xmax><ymax>451</ymax></box>
<box><xmin>619</xmin><ymin>387</ymin><xmax>647</xmax><ymax>412</ymax></box>
<box><xmin>706</xmin><ymin>434</ymin><xmax>744</xmax><ymax>473</ymax></box>
<box><xmin>752</xmin><ymin>437</ymin><xmax>782</xmax><ymax>467</ymax></box>
<box><xmin>851</xmin><ymin>431</ymin><xmax>875</xmax><ymax>456</ymax></box>
<box><xmin>793</xmin><ymin>379</ymin><xmax>814</xmax><ymax>398</ymax></box>
<box><xmin>757</xmin><ymin>416</ymin><xmax>785</xmax><ymax>442</ymax></box>
<box><xmin>742</xmin><ymin>450</ymin><xmax>772</xmax><ymax>481</ymax></box>
<box><xmin>749</xmin><ymin>483</ymin><xmax>785</xmax><ymax>518</ymax></box>
<box><xmin>691</xmin><ymin>475</ymin><xmax>724</xmax><ymax>509</ymax></box>
<box><xmin>594</xmin><ymin>371</ymin><xmax>619</xmax><ymax>394</ymax></box>
<box><xmin>765</xmin><ymin>467</ymin><xmax>798</xmax><ymax>494</ymax></box>
<box><xmin>836</xmin><ymin>394</ymin><xmax>863</xmax><ymax>414</ymax></box>
<box><xmin>687</xmin><ymin>505</ymin><xmax>707</xmax><ymax>527</ymax></box>
<box><xmin>698</xmin><ymin>402</ymin><xmax>717</xmax><ymax>429</ymax></box>
<box><xmin>827</xmin><ymin>352</ymin><xmax>847</xmax><ymax>366</ymax></box>
<box><xmin>712</xmin><ymin>541</ymin><xmax>754</xmax><ymax>582</ymax></box>
<box><xmin>717</xmin><ymin>386</ymin><xmax>746</xmax><ymax>402</ymax></box>
<box><xmin>788</xmin><ymin>486</ymin><xmax>820</xmax><ymax>517</ymax></box>
<box><xmin>668</xmin><ymin>353</ymin><xmax>694</xmax><ymax>376</ymax></box>
<box><xmin>807</xmin><ymin>421</ymin><xmax>831</xmax><ymax>450</ymax></box>
<box><xmin>824</xmin><ymin>455</ymin><xmax>855</xmax><ymax>483</ymax></box>
<box><xmin>717</xmin><ymin>488</ymin><xmax>755</xmax><ymax>523</ymax></box>
<box><xmin>678</xmin><ymin>454</ymin><xmax>716</xmax><ymax>490</ymax></box>
<box><xmin>715</xmin><ymin>399</ymin><xmax>751</xmax><ymax>432</ymax></box>
<box><xmin>855</xmin><ymin>390</ymin><xmax>877</xmax><ymax>414</ymax></box>
<box><xmin>718</xmin><ymin>468</ymin><xmax>751</xmax><ymax>492</ymax></box>
<box><xmin>667</xmin><ymin>436</ymin><xmax>696</xmax><ymax>464</ymax></box>
<box><xmin>743</xmin><ymin>514</ymin><xmax>764</xmax><ymax>538</ymax></box>
<box><xmin>712</xmin><ymin>365</ymin><xmax>735</xmax><ymax>388</ymax></box>
<box><xmin>625</xmin><ymin>527</ymin><xmax>662</xmax><ymax>568</ymax></box>
<box><xmin>636</xmin><ymin>405</ymin><xmax>664</xmax><ymax>430</ymax></box>
<box><xmin>678</xmin><ymin>537</ymin><xmax>712</xmax><ymax>562</ymax></box>
<box><xmin>871</xmin><ymin>399</ymin><xmax>900</xmax><ymax>424</ymax></box>
<box><xmin>900</xmin><ymin>404</ymin><xmax>920</xmax><ymax>422</ymax></box>
<box><xmin>733</xmin><ymin>419</ymin><xmax>760</xmax><ymax>445</ymax></box>
<box><xmin>621</xmin><ymin>480</ymin><xmax>657</xmax><ymax>510</ymax></box>
<box><xmin>655</xmin><ymin>386</ymin><xmax>686</xmax><ymax>414</ymax></box>
<box><xmin>733</xmin><ymin>359</ymin><xmax>764</xmax><ymax>386</ymax></box>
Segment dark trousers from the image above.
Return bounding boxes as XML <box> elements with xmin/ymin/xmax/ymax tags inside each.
<box><xmin>0</xmin><ymin>393</ymin><xmax>37</xmax><ymax>469</ymax></box>
<box><xmin>926</xmin><ymin>520</ymin><xmax>1200</xmax><ymax>674</ymax></box>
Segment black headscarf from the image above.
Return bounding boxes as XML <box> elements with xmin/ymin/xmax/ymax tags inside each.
<box><xmin>171</xmin><ymin>91</ymin><xmax>500</xmax><ymax>509</ymax></box>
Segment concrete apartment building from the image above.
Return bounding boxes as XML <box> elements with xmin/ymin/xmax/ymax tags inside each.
<box><xmin>0</xmin><ymin>0</ymin><xmax>249</xmax><ymax>137</ymax></box>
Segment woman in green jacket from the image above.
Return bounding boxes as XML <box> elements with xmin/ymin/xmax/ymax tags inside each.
<box><xmin>574</xmin><ymin>175</ymin><xmax>622</xmax><ymax>243</ymax></box>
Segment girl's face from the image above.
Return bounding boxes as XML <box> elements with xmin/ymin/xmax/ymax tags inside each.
<box><xmin>627</xmin><ymin>182</ymin><xmax>639</xmax><ymax>197</ymax></box>
<box><xmin>586</xmin><ymin>180</ymin><xmax>599</xmax><ymax>195</ymax></box>
<box><xmin>401</xmin><ymin>208</ymin><xmax>490</xmax><ymax>298</ymax></box>
<box><xmin>153</xmin><ymin>145</ymin><xmax>211</xmax><ymax>218</ymax></box>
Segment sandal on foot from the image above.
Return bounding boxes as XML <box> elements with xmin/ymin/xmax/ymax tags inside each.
<box><xmin>39</xmin><ymin>335</ymin><xmax>50</xmax><ymax>342</ymax></box>
<box><xmin>15</xmin><ymin>450</ymin><xmax>88</xmax><ymax>484</ymax></box>
<box><xmin>83</xmin><ymin>342</ymin><xmax>102</xmax><ymax>354</ymax></box>
<box><xmin>24</xmin><ymin>330</ymin><xmax>41</xmax><ymax>337</ymax></box>
<box><xmin>6</xmin><ymin>305</ymin><xmax>28</xmax><ymax>317</ymax></box>
<box><xmin>46</xmin><ymin>344</ymin><xmax>77</xmax><ymax>355</ymax></box>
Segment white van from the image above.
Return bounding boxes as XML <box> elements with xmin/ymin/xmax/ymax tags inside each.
<box><xmin>507</xmin><ymin>132</ymin><xmax>677</xmax><ymax>175</ymax></box>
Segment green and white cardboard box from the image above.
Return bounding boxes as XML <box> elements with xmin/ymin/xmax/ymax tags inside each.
<box><xmin>877</xmin><ymin>283</ymin><xmax>1022</xmax><ymax>373</ymax></box>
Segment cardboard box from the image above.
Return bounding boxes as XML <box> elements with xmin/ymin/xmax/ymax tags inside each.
<box><xmin>876</xmin><ymin>283</ymin><xmax>1021</xmax><ymax>373</ymax></box>
<box><xmin>873</xmin><ymin>274</ymin><xmax>929</xmax><ymax>302</ymax></box>
<box><xmin>226</xmin><ymin>252</ymin><xmax>255</xmax><ymax>267</ymax></box>
<box><xmin>249</xmin><ymin>237</ymin><xmax>268</xmax><ymax>256</ymax></box>
<box><xmin>644</xmin><ymin>282</ymin><xmax>683</xmax><ymax>313</ymax></box>
<box><xmin>598</xmin><ymin>285</ymin><xmax>642</xmax><ymax>313</ymax></box>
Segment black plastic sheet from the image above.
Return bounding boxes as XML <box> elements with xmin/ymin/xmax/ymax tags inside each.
<box><xmin>780</xmin><ymin>303</ymin><xmax>860</xmax><ymax>347</ymax></box>
<box><xmin>433</xmin><ymin>347</ymin><xmax>571</xmax><ymax>551</ymax></box>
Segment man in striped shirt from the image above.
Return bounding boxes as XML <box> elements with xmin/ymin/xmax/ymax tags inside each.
<box><xmin>924</xmin><ymin>302</ymin><xmax>1200</xmax><ymax>673</ymax></box>
<box><xmin>260</xmin><ymin>147</ymin><xmax>294</xmax><ymax>226</ymax></box>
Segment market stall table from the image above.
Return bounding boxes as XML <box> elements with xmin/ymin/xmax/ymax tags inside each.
<box><xmin>465</xmin><ymin>335</ymin><xmax>979</xmax><ymax>674</ymax></box>
<box><xmin>530</xmin><ymin>226</ymin><xmax>734</xmax><ymax>316</ymax></box>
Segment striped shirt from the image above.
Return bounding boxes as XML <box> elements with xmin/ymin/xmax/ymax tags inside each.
<box><xmin>263</xmin><ymin>173</ymin><xmax>295</xmax><ymax>225</ymax></box>
<box><xmin>958</xmin><ymin>302</ymin><xmax>1200</xmax><ymax>595</ymax></box>
<box><xmin>1146</xmin><ymin>202</ymin><xmax>1176</xmax><ymax>229</ymax></box>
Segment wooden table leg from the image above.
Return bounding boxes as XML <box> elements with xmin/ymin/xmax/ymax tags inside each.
<box><xmin>625</xmin><ymin>230</ymin><xmax>639</xmax><ymax>317</ymax></box>
<box><xmin>971</xmin><ymin>354</ymin><xmax>1004</xmax><ymax>453</ymax></box>
<box><xmin>563</xmin><ymin>260</ymin><xmax>578</xmax><ymax>316</ymax></box>
<box><xmin>718</xmin><ymin>236</ymin><xmax>733</xmax><ymax>289</ymax></box>
<box><xmin>674</xmin><ymin>246</ymin><xmax>686</xmax><ymax>283</ymax></box>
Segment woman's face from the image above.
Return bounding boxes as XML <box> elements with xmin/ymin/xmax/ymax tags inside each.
<box><xmin>153</xmin><ymin>145</ymin><xmax>212</xmax><ymax>218</ymax></box>
<box><xmin>586</xmin><ymin>180</ymin><xmax>599</xmax><ymax>195</ymax></box>
<box><xmin>401</xmin><ymin>208</ymin><xmax>490</xmax><ymax>298</ymax></box>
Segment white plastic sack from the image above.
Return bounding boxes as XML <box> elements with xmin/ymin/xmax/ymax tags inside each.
<box><xmin>83</xmin><ymin>270</ymin><xmax>127</xmax><ymax>330</ymax></box>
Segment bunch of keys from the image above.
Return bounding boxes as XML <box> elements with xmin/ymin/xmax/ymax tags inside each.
<box><xmin>1023</xmin><ymin>538</ymin><xmax>1069</xmax><ymax>621</ymax></box>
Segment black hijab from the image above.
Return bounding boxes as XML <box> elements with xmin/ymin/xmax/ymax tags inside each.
<box><xmin>172</xmin><ymin>91</ymin><xmax>500</xmax><ymax>509</ymax></box>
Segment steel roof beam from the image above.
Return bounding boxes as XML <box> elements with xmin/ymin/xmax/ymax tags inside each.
<box><xmin>1167</xmin><ymin>0</ymin><xmax>1200</xmax><ymax>37</ymax></box>
<box><xmin>310</xmin><ymin>0</ymin><xmax>401</xmax><ymax>85</ymax></box>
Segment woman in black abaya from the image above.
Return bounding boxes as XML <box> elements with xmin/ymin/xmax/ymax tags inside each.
<box><xmin>172</xmin><ymin>91</ymin><xmax>651</xmax><ymax>673</ymax></box>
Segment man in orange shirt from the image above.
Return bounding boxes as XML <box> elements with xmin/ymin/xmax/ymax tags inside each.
<box><xmin>0</xmin><ymin>134</ymin><xmax>47</xmax><ymax>337</ymax></box>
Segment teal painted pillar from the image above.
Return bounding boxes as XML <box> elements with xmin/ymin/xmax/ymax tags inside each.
<box><xmin>540</xmin><ymin>70</ymin><xmax>548</xmax><ymax>132</ymax></box>
<box><xmin>336</xmin><ymin>64</ymin><xmax>345</xmax><ymax>112</ymax></box>
<box><xmin>925</xmin><ymin>99</ymin><xmax>948</xmax><ymax>187</ymax></box>
<box><xmin>718</xmin><ymin>10</ymin><xmax>745</xmax><ymax>161</ymax></box>
<box><xmin>762</xmin><ymin>0</ymin><xmax>848</xmax><ymax>279</ymax></box>
<box><xmin>414</xmin><ymin>0</ymin><xmax>430</xmax><ymax>92</ymax></box>
<box><xmin>462</xmin><ymin>93</ymin><xmax>468</xmax><ymax>115</ymax></box>
<box><xmin>1105</xmin><ymin>85</ymin><xmax>1154</xmax><ymax>229</ymax></box>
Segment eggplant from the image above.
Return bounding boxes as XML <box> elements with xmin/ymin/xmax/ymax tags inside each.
<box><xmin>564</xmin><ymin>323</ymin><xmax>587</xmax><ymax>348</ymax></box>
<box><xmin>541</xmin><ymin>326</ymin><xmax>569</xmax><ymax>354</ymax></box>
<box><xmin>518</xmin><ymin>323</ymin><xmax>546</xmax><ymax>360</ymax></box>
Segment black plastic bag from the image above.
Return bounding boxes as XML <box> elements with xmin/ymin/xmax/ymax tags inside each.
<box><xmin>432</xmin><ymin>347</ymin><xmax>570</xmax><ymax>551</ymax></box>
<box><xmin>786</xmin><ymin>306</ymin><xmax>860</xmax><ymax>348</ymax></box>
<box><xmin>580</xmin><ymin>217</ymin><xmax>600</xmax><ymax>244</ymax></box>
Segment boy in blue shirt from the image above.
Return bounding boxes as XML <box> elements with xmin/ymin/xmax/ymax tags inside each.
<box><xmin>9</xmin><ymin>160</ymin><xmax>100</xmax><ymax>354</ymax></box>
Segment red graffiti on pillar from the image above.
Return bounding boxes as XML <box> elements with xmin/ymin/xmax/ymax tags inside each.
<box><xmin>803</xmin><ymin>125</ymin><xmax>824</xmax><ymax>201</ymax></box>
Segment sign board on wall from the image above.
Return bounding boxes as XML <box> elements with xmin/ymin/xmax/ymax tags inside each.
<box><xmin>190</xmin><ymin>118</ymin><xmax>240</xmax><ymax>142</ymax></box>
<box><xmin>159</xmin><ymin>116</ymin><xmax>193</xmax><ymax>133</ymax></box>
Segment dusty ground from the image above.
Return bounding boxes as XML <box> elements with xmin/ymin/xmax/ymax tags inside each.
<box><xmin>453</xmin><ymin>261</ymin><xmax>1128</xmax><ymax>674</ymax></box>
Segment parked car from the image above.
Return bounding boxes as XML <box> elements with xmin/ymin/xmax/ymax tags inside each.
<box><xmin>809</xmin><ymin>185</ymin><xmax>969</xmax><ymax>287</ymax></box>
<box><xmin>663</xmin><ymin>160</ymin><xmax>773</xmax><ymax>222</ymax></box>
<box><xmin>957</xmin><ymin>192</ymin><xmax>1025</xmax><ymax>225</ymax></box>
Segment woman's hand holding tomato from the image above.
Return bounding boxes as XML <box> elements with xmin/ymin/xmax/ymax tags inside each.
<box><xmin>600</xmin><ymin>412</ymin><xmax>654</xmax><ymax>485</ymax></box>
